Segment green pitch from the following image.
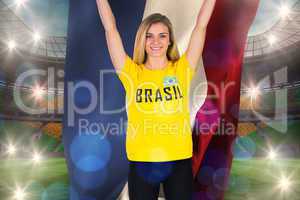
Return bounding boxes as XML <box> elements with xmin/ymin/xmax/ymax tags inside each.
<box><xmin>225</xmin><ymin>159</ymin><xmax>300</xmax><ymax>200</ymax></box>
<box><xmin>0</xmin><ymin>158</ymin><xmax>68</xmax><ymax>200</ymax></box>
<box><xmin>0</xmin><ymin>158</ymin><xmax>299</xmax><ymax>200</ymax></box>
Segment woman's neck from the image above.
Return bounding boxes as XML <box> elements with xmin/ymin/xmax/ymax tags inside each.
<box><xmin>144</xmin><ymin>56</ymin><xmax>169</xmax><ymax>70</ymax></box>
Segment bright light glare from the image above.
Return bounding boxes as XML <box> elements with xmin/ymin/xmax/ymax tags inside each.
<box><xmin>32</xmin><ymin>152</ymin><xmax>42</xmax><ymax>164</ymax></box>
<box><xmin>8</xmin><ymin>40</ymin><xmax>16</xmax><ymax>51</ymax></box>
<box><xmin>13</xmin><ymin>187</ymin><xmax>26</xmax><ymax>200</ymax></box>
<box><xmin>279</xmin><ymin>4</ymin><xmax>291</xmax><ymax>18</ymax></box>
<box><xmin>15</xmin><ymin>0</ymin><xmax>26</xmax><ymax>7</ymax></box>
<box><xmin>268</xmin><ymin>150</ymin><xmax>277</xmax><ymax>160</ymax></box>
<box><xmin>32</xmin><ymin>85</ymin><xmax>45</xmax><ymax>100</ymax></box>
<box><xmin>33</xmin><ymin>32</ymin><xmax>41</xmax><ymax>43</ymax></box>
<box><xmin>7</xmin><ymin>144</ymin><xmax>17</xmax><ymax>155</ymax></box>
<box><xmin>278</xmin><ymin>176</ymin><xmax>292</xmax><ymax>192</ymax></box>
<box><xmin>268</xmin><ymin>35</ymin><xmax>277</xmax><ymax>46</ymax></box>
<box><xmin>248</xmin><ymin>86</ymin><xmax>260</xmax><ymax>99</ymax></box>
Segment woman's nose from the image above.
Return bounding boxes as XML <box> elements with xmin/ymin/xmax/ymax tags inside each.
<box><xmin>153</xmin><ymin>36</ymin><xmax>160</xmax><ymax>44</ymax></box>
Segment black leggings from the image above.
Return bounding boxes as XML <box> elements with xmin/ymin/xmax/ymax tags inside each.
<box><xmin>128</xmin><ymin>158</ymin><xmax>192</xmax><ymax>200</ymax></box>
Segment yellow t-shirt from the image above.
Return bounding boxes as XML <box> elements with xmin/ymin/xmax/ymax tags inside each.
<box><xmin>117</xmin><ymin>54</ymin><xmax>195</xmax><ymax>162</ymax></box>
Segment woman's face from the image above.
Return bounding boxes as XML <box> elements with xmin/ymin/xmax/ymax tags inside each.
<box><xmin>145</xmin><ymin>22</ymin><xmax>170</xmax><ymax>59</ymax></box>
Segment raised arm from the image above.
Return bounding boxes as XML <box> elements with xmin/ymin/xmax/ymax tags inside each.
<box><xmin>186</xmin><ymin>0</ymin><xmax>216</xmax><ymax>69</ymax></box>
<box><xmin>96</xmin><ymin>0</ymin><xmax>127</xmax><ymax>72</ymax></box>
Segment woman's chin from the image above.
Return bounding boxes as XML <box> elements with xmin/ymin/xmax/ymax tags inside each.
<box><xmin>147</xmin><ymin>51</ymin><xmax>166</xmax><ymax>58</ymax></box>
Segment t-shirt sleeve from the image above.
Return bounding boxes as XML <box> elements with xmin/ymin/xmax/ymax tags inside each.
<box><xmin>116</xmin><ymin>56</ymin><xmax>139</xmax><ymax>91</ymax></box>
<box><xmin>175</xmin><ymin>53</ymin><xmax>196</xmax><ymax>85</ymax></box>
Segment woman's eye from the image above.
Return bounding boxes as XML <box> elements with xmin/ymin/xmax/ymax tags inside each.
<box><xmin>146</xmin><ymin>35</ymin><xmax>152</xmax><ymax>38</ymax></box>
<box><xmin>161</xmin><ymin>34</ymin><xmax>169</xmax><ymax>38</ymax></box>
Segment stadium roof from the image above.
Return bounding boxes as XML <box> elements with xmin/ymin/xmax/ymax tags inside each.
<box><xmin>0</xmin><ymin>0</ymin><xmax>66</xmax><ymax>59</ymax></box>
<box><xmin>0</xmin><ymin>0</ymin><xmax>300</xmax><ymax>60</ymax></box>
<box><xmin>245</xmin><ymin>0</ymin><xmax>300</xmax><ymax>58</ymax></box>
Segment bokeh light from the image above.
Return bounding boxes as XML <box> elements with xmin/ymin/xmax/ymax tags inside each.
<box><xmin>7</xmin><ymin>143</ymin><xmax>17</xmax><ymax>156</ymax></box>
<box><xmin>32</xmin><ymin>151</ymin><xmax>42</xmax><ymax>164</ymax></box>
<box><xmin>268</xmin><ymin>149</ymin><xmax>277</xmax><ymax>160</ymax></box>
<box><xmin>7</xmin><ymin>40</ymin><xmax>17</xmax><ymax>51</ymax></box>
<box><xmin>233</xmin><ymin>136</ymin><xmax>256</xmax><ymax>159</ymax></box>
<box><xmin>279</xmin><ymin>4</ymin><xmax>291</xmax><ymax>18</ymax></box>
<box><xmin>42</xmin><ymin>182</ymin><xmax>68</xmax><ymax>200</ymax></box>
<box><xmin>213</xmin><ymin>168</ymin><xmax>230</xmax><ymax>191</ymax></box>
<box><xmin>33</xmin><ymin>31</ymin><xmax>42</xmax><ymax>43</ymax></box>
<box><xmin>32</xmin><ymin>85</ymin><xmax>45</xmax><ymax>100</ymax></box>
<box><xmin>197</xmin><ymin>166</ymin><xmax>214</xmax><ymax>186</ymax></box>
<box><xmin>15</xmin><ymin>0</ymin><xmax>27</xmax><ymax>7</ymax></box>
<box><xmin>13</xmin><ymin>186</ymin><xmax>27</xmax><ymax>200</ymax></box>
<box><xmin>277</xmin><ymin>175</ymin><xmax>292</xmax><ymax>192</ymax></box>
<box><xmin>70</xmin><ymin>135</ymin><xmax>111</xmax><ymax>172</ymax></box>
<box><xmin>248</xmin><ymin>86</ymin><xmax>260</xmax><ymax>100</ymax></box>
<box><xmin>136</xmin><ymin>162</ymin><xmax>174</xmax><ymax>184</ymax></box>
<box><xmin>73</xmin><ymin>167</ymin><xmax>108</xmax><ymax>189</ymax></box>
<box><xmin>268</xmin><ymin>34</ymin><xmax>277</xmax><ymax>46</ymax></box>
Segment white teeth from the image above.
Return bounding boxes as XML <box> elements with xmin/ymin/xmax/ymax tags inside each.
<box><xmin>151</xmin><ymin>47</ymin><xmax>161</xmax><ymax>50</ymax></box>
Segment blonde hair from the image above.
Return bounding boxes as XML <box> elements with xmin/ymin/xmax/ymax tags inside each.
<box><xmin>133</xmin><ymin>13</ymin><xmax>180</xmax><ymax>65</ymax></box>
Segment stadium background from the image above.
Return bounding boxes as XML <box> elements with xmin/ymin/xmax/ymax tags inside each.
<box><xmin>0</xmin><ymin>0</ymin><xmax>299</xmax><ymax>199</ymax></box>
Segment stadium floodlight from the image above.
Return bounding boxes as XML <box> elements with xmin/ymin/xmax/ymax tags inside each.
<box><xmin>268</xmin><ymin>34</ymin><xmax>277</xmax><ymax>46</ymax></box>
<box><xmin>32</xmin><ymin>152</ymin><xmax>42</xmax><ymax>164</ymax></box>
<box><xmin>278</xmin><ymin>176</ymin><xmax>292</xmax><ymax>192</ymax></box>
<box><xmin>32</xmin><ymin>85</ymin><xmax>45</xmax><ymax>100</ymax></box>
<box><xmin>8</xmin><ymin>40</ymin><xmax>17</xmax><ymax>51</ymax></box>
<box><xmin>15</xmin><ymin>0</ymin><xmax>26</xmax><ymax>7</ymax></box>
<box><xmin>268</xmin><ymin>150</ymin><xmax>277</xmax><ymax>160</ymax></box>
<box><xmin>279</xmin><ymin>4</ymin><xmax>291</xmax><ymax>19</ymax></box>
<box><xmin>13</xmin><ymin>187</ymin><xmax>26</xmax><ymax>200</ymax></box>
<box><xmin>248</xmin><ymin>86</ymin><xmax>260</xmax><ymax>99</ymax></box>
<box><xmin>7</xmin><ymin>144</ymin><xmax>17</xmax><ymax>155</ymax></box>
<box><xmin>33</xmin><ymin>31</ymin><xmax>41</xmax><ymax>43</ymax></box>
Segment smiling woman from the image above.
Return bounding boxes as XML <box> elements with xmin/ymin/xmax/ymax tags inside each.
<box><xmin>95</xmin><ymin>0</ymin><xmax>217</xmax><ymax>199</ymax></box>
